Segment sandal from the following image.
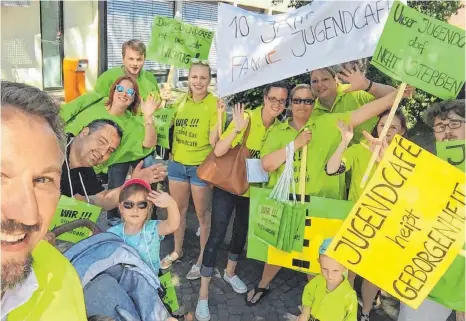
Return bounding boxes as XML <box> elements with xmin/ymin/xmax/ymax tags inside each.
<box><xmin>161</xmin><ymin>251</ymin><xmax>183</xmax><ymax>270</ymax></box>
<box><xmin>245</xmin><ymin>286</ymin><xmax>270</xmax><ymax>306</ymax></box>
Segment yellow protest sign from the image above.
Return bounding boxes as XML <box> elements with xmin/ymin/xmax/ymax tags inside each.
<box><xmin>326</xmin><ymin>135</ymin><xmax>465</xmax><ymax>309</ymax></box>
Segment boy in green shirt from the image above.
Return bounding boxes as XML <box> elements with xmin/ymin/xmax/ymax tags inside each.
<box><xmin>94</xmin><ymin>39</ymin><xmax>160</xmax><ymax>100</ymax></box>
<box><xmin>298</xmin><ymin>238</ymin><xmax>357</xmax><ymax>321</ymax></box>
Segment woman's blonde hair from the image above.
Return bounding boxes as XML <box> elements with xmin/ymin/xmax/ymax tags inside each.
<box><xmin>187</xmin><ymin>62</ymin><xmax>212</xmax><ymax>95</ymax></box>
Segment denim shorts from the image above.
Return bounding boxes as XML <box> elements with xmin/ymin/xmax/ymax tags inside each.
<box><xmin>167</xmin><ymin>160</ymin><xmax>208</xmax><ymax>187</ymax></box>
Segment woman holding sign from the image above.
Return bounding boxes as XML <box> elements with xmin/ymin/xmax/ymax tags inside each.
<box><xmin>61</xmin><ymin>76</ymin><xmax>162</xmax><ymax>225</ymax></box>
<box><xmin>310</xmin><ymin>64</ymin><xmax>395</xmax><ymax>143</ymax></box>
<box><xmin>326</xmin><ymin>110</ymin><xmax>408</xmax><ymax>321</ymax></box>
<box><xmin>161</xmin><ymin>61</ymin><xmax>223</xmax><ymax>280</ymax></box>
<box><xmin>246</xmin><ymin>84</ymin><xmax>414</xmax><ymax>305</ymax></box>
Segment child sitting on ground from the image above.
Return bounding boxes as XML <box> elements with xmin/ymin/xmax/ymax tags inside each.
<box><xmin>298</xmin><ymin>238</ymin><xmax>357</xmax><ymax>321</ymax></box>
<box><xmin>107</xmin><ymin>178</ymin><xmax>180</xmax><ymax>275</ymax></box>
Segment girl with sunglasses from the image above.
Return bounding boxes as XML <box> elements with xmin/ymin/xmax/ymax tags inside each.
<box><xmin>246</xmin><ymin>84</ymin><xmax>415</xmax><ymax>306</ymax></box>
<box><xmin>62</xmin><ymin>76</ymin><xmax>162</xmax><ymax>226</ymax></box>
<box><xmin>107</xmin><ymin>178</ymin><xmax>180</xmax><ymax>276</ymax></box>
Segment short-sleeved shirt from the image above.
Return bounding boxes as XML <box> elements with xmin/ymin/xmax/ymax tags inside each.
<box><xmin>108</xmin><ymin>220</ymin><xmax>164</xmax><ymax>274</ymax></box>
<box><xmin>94</xmin><ymin>66</ymin><xmax>160</xmax><ymax>100</ymax></box>
<box><xmin>312</xmin><ymin>84</ymin><xmax>377</xmax><ymax>144</ymax></box>
<box><xmin>302</xmin><ymin>274</ymin><xmax>357</xmax><ymax>321</ymax></box>
<box><xmin>261</xmin><ymin>119</ymin><xmax>310</xmax><ymax>194</ymax></box>
<box><xmin>171</xmin><ymin>93</ymin><xmax>219</xmax><ymax>165</ymax></box>
<box><xmin>62</xmin><ymin>96</ymin><xmax>154</xmax><ymax>173</ymax></box>
<box><xmin>60</xmin><ymin>135</ymin><xmax>105</xmax><ymax>197</ymax></box>
<box><xmin>341</xmin><ymin>142</ymin><xmax>377</xmax><ymax>202</ymax></box>
<box><xmin>222</xmin><ymin>106</ymin><xmax>280</xmax><ymax>197</ymax></box>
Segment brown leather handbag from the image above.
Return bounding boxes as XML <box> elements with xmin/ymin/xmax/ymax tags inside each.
<box><xmin>197</xmin><ymin>120</ymin><xmax>251</xmax><ymax>195</ymax></box>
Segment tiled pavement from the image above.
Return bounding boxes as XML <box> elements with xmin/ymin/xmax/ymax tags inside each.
<box><xmin>64</xmin><ymin>206</ymin><xmax>456</xmax><ymax>321</ymax></box>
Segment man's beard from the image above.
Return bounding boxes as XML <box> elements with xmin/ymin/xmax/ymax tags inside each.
<box><xmin>1</xmin><ymin>254</ymin><xmax>34</xmax><ymax>291</ymax></box>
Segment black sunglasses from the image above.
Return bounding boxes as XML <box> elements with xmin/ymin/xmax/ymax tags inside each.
<box><xmin>122</xmin><ymin>201</ymin><xmax>148</xmax><ymax>210</ymax></box>
<box><xmin>292</xmin><ymin>98</ymin><xmax>315</xmax><ymax>105</ymax></box>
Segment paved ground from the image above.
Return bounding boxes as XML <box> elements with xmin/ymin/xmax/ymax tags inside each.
<box><xmin>58</xmin><ymin>203</ymin><xmax>455</xmax><ymax>321</ymax></box>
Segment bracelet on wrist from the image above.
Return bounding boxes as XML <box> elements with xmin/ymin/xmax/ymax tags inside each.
<box><xmin>364</xmin><ymin>80</ymin><xmax>373</xmax><ymax>92</ymax></box>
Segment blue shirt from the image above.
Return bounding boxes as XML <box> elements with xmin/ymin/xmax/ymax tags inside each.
<box><xmin>108</xmin><ymin>220</ymin><xmax>164</xmax><ymax>274</ymax></box>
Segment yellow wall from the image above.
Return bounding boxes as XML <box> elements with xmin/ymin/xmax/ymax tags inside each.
<box><xmin>1</xmin><ymin>1</ymin><xmax>43</xmax><ymax>88</ymax></box>
<box><xmin>63</xmin><ymin>0</ymin><xmax>99</xmax><ymax>90</ymax></box>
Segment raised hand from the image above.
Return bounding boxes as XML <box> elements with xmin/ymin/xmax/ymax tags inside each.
<box><xmin>337</xmin><ymin>120</ymin><xmax>354</xmax><ymax>144</ymax></box>
<box><xmin>147</xmin><ymin>190</ymin><xmax>176</xmax><ymax>209</ymax></box>
<box><xmin>131</xmin><ymin>161</ymin><xmax>167</xmax><ymax>184</ymax></box>
<box><xmin>141</xmin><ymin>94</ymin><xmax>162</xmax><ymax>117</ymax></box>
<box><xmin>402</xmin><ymin>85</ymin><xmax>416</xmax><ymax>99</ymax></box>
<box><xmin>294</xmin><ymin>129</ymin><xmax>312</xmax><ymax>150</ymax></box>
<box><xmin>362</xmin><ymin>130</ymin><xmax>388</xmax><ymax>162</ymax></box>
<box><xmin>233</xmin><ymin>103</ymin><xmax>249</xmax><ymax>132</ymax></box>
<box><xmin>338</xmin><ymin>63</ymin><xmax>370</xmax><ymax>93</ymax></box>
<box><xmin>217</xmin><ymin>98</ymin><xmax>226</xmax><ymax>114</ymax></box>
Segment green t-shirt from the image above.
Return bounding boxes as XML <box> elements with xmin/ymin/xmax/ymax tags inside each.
<box><xmin>172</xmin><ymin>93</ymin><xmax>219</xmax><ymax>166</ymax></box>
<box><xmin>261</xmin><ymin>119</ymin><xmax>310</xmax><ymax>194</ymax></box>
<box><xmin>94</xmin><ymin>66</ymin><xmax>160</xmax><ymax>99</ymax></box>
<box><xmin>312</xmin><ymin>83</ymin><xmax>377</xmax><ymax>144</ymax></box>
<box><xmin>427</xmin><ymin>141</ymin><xmax>465</xmax><ymax>312</ymax></box>
<box><xmin>261</xmin><ymin>112</ymin><xmax>351</xmax><ymax>200</ymax></box>
<box><xmin>302</xmin><ymin>274</ymin><xmax>357</xmax><ymax>321</ymax></box>
<box><xmin>342</xmin><ymin>142</ymin><xmax>377</xmax><ymax>202</ymax></box>
<box><xmin>62</xmin><ymin>97</ymin><xmax>154</xmax><ymax>173</ymax></box>
<box><xmin>222</xmin><ymin>106</ymin><xmax>280</xmax><ymax>197</ymax></box>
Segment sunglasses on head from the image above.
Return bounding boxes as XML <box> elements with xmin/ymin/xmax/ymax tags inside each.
<box><xmin>191</xmin><ymin>58</ymin><xmax>209</xmax><ymax>65</ymax></box>
<box><xmin>116</xmin><ymin>85</ymin><xmax>135</xmax><ymax>97</ymax></box>
<box><xmin>292</xmin><ymin>98</ymin><xmax>315</xmax><ymax>105</ymax></box>
<box><xmin>122</xmin><ymin>201</ymin><xmax>148</xmax><ymax>210</ymax></box>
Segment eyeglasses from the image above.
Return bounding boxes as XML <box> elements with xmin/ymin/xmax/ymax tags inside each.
<box><xmin>116</xmin><ymin>85</ymin><xmax>135</xmax><ymax>97</ymax></box>
<box><xmin>191</xmin><ymin>58</ymin><xmax>209</xmax><ymax>65</ymax></box>
<box><xmin>122</xmin><ymin>201</ymin><xmax>148</xmax><ymax>210</ymax></box>
<box><xmin>292</xmin><ymin>98</ymin><xmax>315</xmax><ymax>105</ymax></box>
<box><xmin>433</xmin><ymin>119</ymin><xmax>465</xmax><ymax>133</ymax></box>
<box><xmin>266</xmin><ymin>96</ymin><xmax>287</xmax><ymax>106</ymax></box>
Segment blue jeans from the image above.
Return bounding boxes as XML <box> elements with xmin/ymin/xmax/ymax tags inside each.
<box><xmin>201</xmin><ymin>187</ymin><xmax>250</xmax><ymax>277</ymax></box>
<box><xmin>167</xmin><ymin>160</ymin><xmax>208</xmax><ymax>187</ymax></box>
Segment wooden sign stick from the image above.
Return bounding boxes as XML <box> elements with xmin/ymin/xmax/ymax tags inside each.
<box><xmin>217</xmin><ymin>107</ymin><xmax>223</xmax><ymax>137</ymax></box>
<box><xmin>160</xmin><ymin>65</ymin><xmax>175</xmax><ymax>109</ymax></box>
<box><xmin>299</xmin><ymin>145</ymin><xmax>308</xmax><ymax>204</ymax></box>
<box><xmin>360</xmin><ymin>82</ymin><xmax>407</xmax><ymax>188</ymax></box>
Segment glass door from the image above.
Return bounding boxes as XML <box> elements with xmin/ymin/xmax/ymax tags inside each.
<box><xmin>40</xmin><ymin>1</ymin><xmax>64</xmax><ymax>89</ymax></box>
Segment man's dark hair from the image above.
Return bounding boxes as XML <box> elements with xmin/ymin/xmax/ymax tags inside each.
<box><xmin>122</xmin><ymin>39</ymin><xmax>146</xmax><ymax>58</ymax></box>
<box><xmin>423</xmin><ymin>99</ymin><xmax>465</xmax><ymax>128</ymax></box>
<box><xmin>85</xmin><ymin>119</ymin><xmax>124</xmax><ymax>139</ymax></box>
<box><xmin>263</xmin><ymin>81</ymin><xmax>290</xmax><ymax>100</ymax></box>
<box><xmin>1</xmin><ymin>81</ymin><xmax>65</xmax><ymax>152</ymax></box>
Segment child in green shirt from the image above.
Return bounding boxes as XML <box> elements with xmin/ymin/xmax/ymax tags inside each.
<box><xmin>298</xmin><ymin>238</ymin><xmax>357</xmax><ymax>321</ymax></box>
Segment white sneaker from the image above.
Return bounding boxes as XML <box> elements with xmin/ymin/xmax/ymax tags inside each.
<box><xmin>186</xmin><ymin>264</ymin><xmax>201</xmax><ymax>280</ymax></box>
<box><xmin>223</xmin><ymin>271</ymin><xmax>247</xmax><ymax>294</ymax></box>
<box><xmin>195</xmin><ymin>299</ymin><xmax>211</xmax><ymax>321</ymax></box>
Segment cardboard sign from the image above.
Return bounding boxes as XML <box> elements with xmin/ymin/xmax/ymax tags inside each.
<box><xmin>154</xmin><ymin>107</ymin><xmax>176</xmax><ymax>149</ymax></box>
<box><xmin>436</xmin><ymin>140</ymin><xmax>465</xmax><ymax>172</ymax></box>
<box><xmin>147</xmin><ymin>16</ymin><xmax>214</xmax><ymax>68</ymax></box>
<box><xmin>49</xmin><ymin>195</ymin><xmax>101</xmax><ymax>243</ymax></box>
<box><xmin>159</xmin><ymin>272</ymin><xmax>180</xmax><ymax>313</ymax></box>
<box><xmin>371</xmin><ymin>1</ymin><xmax>465</xmax><ymax>99</ymax></box>
<box><xmin>217</xmin><ymin>1</ymin><xmax>397</xmax><ymax>97</ymax></box>
<box><xmin>327</xmin><ymin>135</ymin><xmax>465</xmax><ymax>309</ymax></box>
<box><xmin>247</xmin><ymin>187</ymin><xmax>353</xmax><ymax>274</ymax></box>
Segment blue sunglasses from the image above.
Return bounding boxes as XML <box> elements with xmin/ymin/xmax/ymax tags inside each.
<box><xmin>116</xmin><ymin>85</ymin><xmax>135</xmax><ymax>97</ymax></box>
